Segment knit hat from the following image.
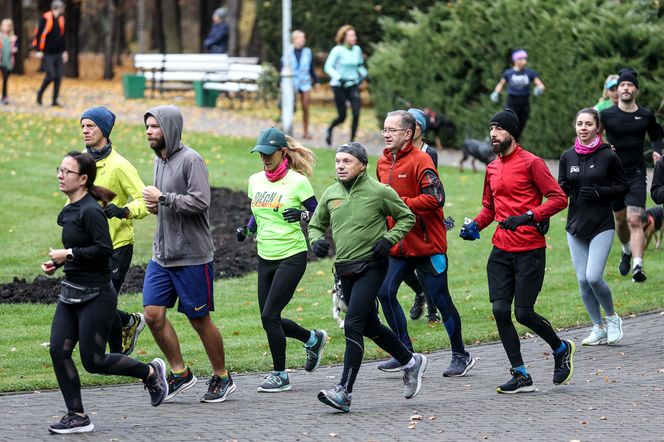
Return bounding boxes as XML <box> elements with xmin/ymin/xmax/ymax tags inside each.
<box><xmin>512</xmin><ymin>49</ymin><xmax>528</xmax><ymax>62</ymax></box>
<box><xmin>80</xmin><ymin>107</ymin><xmax>116</xmax><ymax>140</ymax></box>
<box><xmin>337</xmin><ymin>142</ymin><xmax>368</xmax><ymax>165</ymax></box>
<box><xmin>252</xmin><ymin>127</ymin><xmax>287</xmax><ymax>154</ymax></box>
<box><xmin>407</xmin><ymin>108</ymin><xmax>428</xmax><ymax>133</ymax></box>
<box><xmin>213</xmin><ymin>8</ymin><xmax>227</xmax><ymax>19</ymax></box>
<box><xmin>490</xmin><ymin>108</ymin><xmax>520</xmax><ymax>139</ymax></box>
<box><xmin>617</xmin><ymin>68</ymin><xmax>638</xmax><ymax>89</ymax></box>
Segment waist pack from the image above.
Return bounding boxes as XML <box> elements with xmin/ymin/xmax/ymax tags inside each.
<box><xmin>532</xmin><ymin>218</ymin><xmax>550</xmax><ymax>235</ymax></box>
<box><xmin>59</xmin><ymin>279</ymin><xmax>103</xmax><ymax>304</ymax></box>
<box><xmin>334</xmin><ymin>259</ymin><xmax>372</xmax><ymax>277</ymax></box>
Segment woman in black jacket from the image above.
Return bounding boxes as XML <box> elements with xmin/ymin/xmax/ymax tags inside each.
<box><xmin>558</xmin><ymin>108</ymin><xmax>628</xmax><ymax>347</ymax></box>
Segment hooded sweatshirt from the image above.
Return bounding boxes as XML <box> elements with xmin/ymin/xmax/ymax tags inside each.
<box><xmin>145</xmin><ymin>105</ymin><xmax>214</xmax><ymax>267</ymax></box>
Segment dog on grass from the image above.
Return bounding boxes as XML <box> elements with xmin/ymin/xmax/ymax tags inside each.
<box><xmin>459</xmin><ymin>137</ymin><xmax>495</xmax><ymax>172</ymax></box>
<box><xmin>331</xmin><ymin>273</ymin><xmax>347</xmax><ymax>328</ymax></box>
<box><xmin>642</xmin><ymin>206</ymin><xmax>664</xmax><ymax>250</ymax></box>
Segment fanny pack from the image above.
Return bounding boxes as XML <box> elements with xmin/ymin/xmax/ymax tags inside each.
<box><xmin>59</xmin><ymin>279</ymin><xmax>103</xmax><ymax>304</ymax></box>
<box><xmin>334</xmin><ymin>259</ymin><xmax>372</xmax><ymax>277</ymax></box>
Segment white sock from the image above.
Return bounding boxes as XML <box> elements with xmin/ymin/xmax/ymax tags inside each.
<box><xmin>633</xmin><ymin>257</ymin><xmax>643</xmax><ymax>267</ymax></box>
<box><xmin>621</xmin><ymin>243</ymin><xmax>631</xmax><ymax>255</ymax></box>
<box><xmin>403</xmin><ymin>356</ymin><xmax>417</xmax><ymax>370</ymax></box>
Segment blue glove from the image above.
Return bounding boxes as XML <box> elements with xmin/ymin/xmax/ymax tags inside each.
<box><xmin>533</xmin><ymin>86</ymin><xmax>544</xmax><ymax>97</ymax></box>
<box><xmin>490</xmin><ymin>91</ymin><xmax>500</xmax><ymax>103</ymax></box>
<box><xmin>459</xmin><ymin>218</ymin><xmax>480</xmax><ymax>241</ymax></box>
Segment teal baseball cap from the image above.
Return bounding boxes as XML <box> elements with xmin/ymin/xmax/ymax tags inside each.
<box><xmin>252</xmin><ymin>127</ymin><xmax>287</xmax><ymax>154</ymax></box>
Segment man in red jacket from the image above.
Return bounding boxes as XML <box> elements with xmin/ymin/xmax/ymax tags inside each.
<box><xmin>460</xmin><ymin>109</ymin><xmax>574</xmax><ymax>394</ymax></box>
<box><xmin>375</xmin><ymin>110</ymin><xmax>475</xmax><ymax>377</ymax></box>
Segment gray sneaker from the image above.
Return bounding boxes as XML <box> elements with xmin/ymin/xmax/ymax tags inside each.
<box><xmin>443</xmin><ymin>352</ymin><xmax>476</xmax><ymax>377</ymax></box>
<box><xmin>318</xmin><ymin>385</ymin><xmax>351</xmax><ymax>413</ymax></box>
<box><xmin>377</xmin><ymin>357</ymin><xmax>402</xmax><ymax>372</ymax></box>
<box><xmin>257</xmin><ymin>372</ymin><xmax>291</xmax><ymax>393</ymax></box>
<box><xmin>403</xmin><ymin>353</ymin><xmax>427</xmax><ymax>399</ymax></box>
<box><xmin>304</xmin><ymin>330</ymin><xmax>328</xmax><ymax>372</ymax></box>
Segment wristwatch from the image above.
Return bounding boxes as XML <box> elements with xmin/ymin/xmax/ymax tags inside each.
<box><xmin>65</xmin><ymin>249</ymin><xmax>74</xmax><ymax>261</ymax></box>
<box><xmin>526</xmin><ymin>210</ymin><xmax>535</xmax><ymax>221</ymax></box>
<box><xmin>158</xmin><ymin>194</ymin><xmax>167</xmax><ymax>205</ymax></box>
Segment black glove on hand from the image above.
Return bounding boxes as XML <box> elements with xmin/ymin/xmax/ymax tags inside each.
<box><xmin>499</xmin><ymin>213</ymin><xmax>531</xmax><ymax>231</ymax></box>
<box><xmin>579</xmin><ymin>185</ymin><xmax>601</xmax><ymax>200</ymax></box>
<box><xmin>105</xmin><ymin>204</ymin><xmax>127</xmax><ymax>219</ymax></box>
<box><xmin>283</xmin><ymin>208</ymin><xmax>309</xmax><ymax>223</ymax></box>
<box><xmin>236</xmin><ymin>225</ymin><xmax>250</xmax><ymax>242</ymax></box>
<box><xmin>371</xmin><ymin>238</ymin><xmax>392</xmax><ymax>259</ymax></box>
<box><xmin>313</xmin><ymin>239</ymin><xmax>330</xmax><ymax>258</ymax></box>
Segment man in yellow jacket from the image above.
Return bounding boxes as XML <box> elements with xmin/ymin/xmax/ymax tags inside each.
<box><xmin>80</xmin><ymin>106</ymin><xmax>149</xmax><ymax>355</ymax></box>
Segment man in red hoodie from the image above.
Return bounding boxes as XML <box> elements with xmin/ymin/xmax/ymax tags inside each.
<box><xmin>460</xmin><ymin>109</ymin><xmax>574</xmax><ymax>394</ymax></box>
<box><xmin>375</xmin><ymin>110</ymin><xmax>475</xmax><ymax>377</ymax></box>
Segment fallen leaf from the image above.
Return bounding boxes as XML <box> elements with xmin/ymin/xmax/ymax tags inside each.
<box><xmin>580</xmin><ymin>421</ymin><xmax>588</xmax><ymax>425</ymax></box>
<box><xmin>329</xmin><ymin>433</ymin><xmax>338</xmax><ymax>437</ymax></box>
<box><xmin>316</xmin><ymin>270</ymin><xmax>325</xmax><ymax>276</ymax></box>
<box><xmin>408</xmin><ymin>424</ymin><xmax>417</xmax><ymax>430</ymax></box>
<box><xmin>410</xmin><ymin>415</ymin><xmax>422</xmax><ymax>421</ymax></box>
<box><xmin>296</xmin><ymin>306</ymin><xmax>304</xmax><ymax>312</ymax></box>
<box><xmin>599</xmin><ymin>416</ymin><xmax>607</xmax><ymax>420</ymax></box>
<box><xmin>232</xmin><ymin>331</ymin><xmax>240</xmax><ymax>335</ymax></box>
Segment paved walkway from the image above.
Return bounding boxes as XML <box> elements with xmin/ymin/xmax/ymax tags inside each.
<box><xmin>4</xmin><ymin>310</ymin><xmax>663</xmax><ymax>441</ymax></box>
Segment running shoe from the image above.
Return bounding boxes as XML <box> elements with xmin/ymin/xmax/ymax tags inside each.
<box><xmin>48</xmin><ymin>413</ymin><xmax>94</xmax><ymax>434</ymax></box>
<box><xmin>144</xmin><ymin>358</ymin><xmax>168</xmax><ymax>406</ymax></box>
<box><xmin>618</xmin><ymin>252</ymin><xmax>631</xmax><ymax>276</ymax></box>
<box><xmin>403</xmin><ymin>353</ymin><xmax>427</xmax><ymax>399</ymax></box>
<box><xmin>165</xmin><ymin>367</ymin><xmax>197</xmax><ymax>401</ymax></box>
<box><xmin>201</xmin><ymin>374</ymin><xmax>236</xmax><ymax>402</ymax></box>
<box><xmin>257</xmin><ymin>372</ymin><xmax>291</xmax><ymax>393</ymax></box>
<box><xmin>427</xmin><ymin>313</ymin><xmax>441</xmax><ymax>327</ymax></box>
<box><xmin>632</xmin><ymin>264</ymin><xmax>646</xmax><ymax>282</ymax></box>
<box><xmin>606</xmin><ymin>314</ymin><xmax>624</xmax><ymax>344</ymax></box>
<box><xmin>121</xmin><ymin>312</ymin><xmax>146</xmax><ymax>355</ymax></box>
<box><xmin>304</xmin><ymin>330</ymin><xmax>328</xmax><ymax>372</ymax></box>
<box><xmin>582</xmin><ymin>324</ymin><xmax>607</xmax><ymax>346</ymax></box>
<box><xmin>443</xmin><ymin>351</ymin><xmax>476</xmax><ymax>377</ymax></box>
<box><xmin>409</xmin><ymin>294</ymin><xmax>426</xmax><ymax>320</ymax></box>
<box><xmin>552</xmin><ymin>340</ymin><xmax>575</xmax><ymax>385</ymax></box>
<box><xmin>496</xmin><ymin>369</ymin><xmax>536</xmax><ymax>394</ymax></box>
<box><xmin>377</xmin><ymin>357</ymin><xmax>402</xmax><ymax>372</ymax></box>
<box><xmin>318</xmin><ymin>385</ymin><xmax>351</xmax><ymax>413</ymax></box>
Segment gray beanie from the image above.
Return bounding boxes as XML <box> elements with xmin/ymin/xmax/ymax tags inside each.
<box><xmin>213</xmin><ymin>8</ymin><xmax>227</xmax><ymax>19</ymax></box>
<box><xmin>337</xmin><ymin>142</ymin><xmax>368</xmax><ymax>165</ymax></box>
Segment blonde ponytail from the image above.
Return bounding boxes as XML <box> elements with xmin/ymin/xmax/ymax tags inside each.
<box><xmin>284</xmin><ymin>135</ymin><xmax>316</xmax><ymax>177</ymax></box>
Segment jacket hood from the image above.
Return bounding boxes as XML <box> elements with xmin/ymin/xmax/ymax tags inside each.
<box><xmin>144</xmin><ymin>105</ymin><xmax>183</xmax><ymax>158</ymax></box>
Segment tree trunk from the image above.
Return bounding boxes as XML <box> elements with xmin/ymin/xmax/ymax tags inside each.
<box><xmin>8</xmin><ymin>0</ymin><xmax>24</xmax><ymax>74</ymax></box>
<box><xmin>115</xmin><ymin>6</ymin><xmax>126</xmax><ymax>66</ymax></box>
<box><xmin>198</xmin><ymin>0</ymin><xmax>217</xmax><ymax>53</ymax></box>
<box><xmin>227</xmin><ymin>0</ymin><xmax>239</xmax><ymax>56</ymax></box>
<box><xmin>150</xmin><ymin>0</ymin><xmax>164</xmax><ymax>52</ymax></box>
<box><xmin>160</xmin><ymin>0</ymin><xmax>182</xmax><ymax>53</ymax></box>
<box><xmin>103</xmin><ymin>0</ymin><xmax>116</xmax><ymax>79</ymax></box>
<box><xmin>63</xmin><ymin>0</ymin><xmax>80</xmax><ymax>78</ymax></box>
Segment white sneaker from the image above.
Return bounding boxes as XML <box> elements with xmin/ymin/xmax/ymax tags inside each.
<box><xmin>606</xmin><ymin>314</ymin><xmax>623</xmax><ymax>344</ymax></box>
<box><xmin>582</xmin><ymin>324</ymin><xmax>607</xmax><ymax>346</ymax></box>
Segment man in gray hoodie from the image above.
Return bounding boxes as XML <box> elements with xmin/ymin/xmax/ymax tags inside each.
<box><xmin>141</xmin><ymin>105</ymin><xmax>234</xmax><ymax>404</ymax></box>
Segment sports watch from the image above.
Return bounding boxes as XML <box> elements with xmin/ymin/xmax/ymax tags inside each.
<box><xmin>158</xmin><ymin>194</ymin><xmax>167</xmax><ymax>205</ymax></box>
<box><xmin>65</xmin><ymin>249</ymin><xmax>74</xmax><ymax>261</ymax></box>
<box><xmin>526</xmin><ymin>210</ymin><xmax>535</xmax><ymax>220</ymax></box>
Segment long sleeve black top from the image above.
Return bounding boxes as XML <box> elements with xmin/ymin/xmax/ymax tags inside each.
<box><xmin>651</xmin><ymin>159</ymin><xmax>664</xmax><ymax>204</ymax></box>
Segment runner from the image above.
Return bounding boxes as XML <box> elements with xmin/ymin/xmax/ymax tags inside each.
<box><xmin>44</xmin><ymin>151</ymin><xmax>166</xmax><ymax>434</ymax></box>
<box><xmin>593</xmin><ymin>74</ymin><xmax>619</xmax><ymax>112</ymax></box>
<box><xmin>652</xmin><ymin>156</ymin><xmax>664</xmax><ymax>204</ymax></box>
<box><xmin>236</xmin><ymin>127</ymin><xmax>327</xmax><ymax>392</ymax></box>
<box><xmin>459</xmin><ymin>109</ymin><xmax>574</xmax><ymax>393</ymax></box>
<box><xmin>600</xmin><ymin>68</ymin><xmax>663</xmax><ymax>282</ymax></box>
<box><xmin>309</xmin><ymin>142</ymin><xmax>426</xmax><ymax>412</ymax></box>
<box><xmin>559</xmin><ymin>108</ymin><xmax>628</xmax><ymax>345</ymax></box>
<box><xmin>375</xmin><ymin>110</ymin><xmax>474</xmax><ymax>377</ymax></box>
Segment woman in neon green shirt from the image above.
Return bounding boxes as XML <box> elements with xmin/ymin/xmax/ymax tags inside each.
<box><xmin>236</xmin><ymin>127</ymin><xmax>327</xmax><ymax>393</ymax></box>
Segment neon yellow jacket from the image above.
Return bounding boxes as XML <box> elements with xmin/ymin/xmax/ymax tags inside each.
<box><xmin>94</xmin><ymin>149</ymin><xmax>149</xmax><ymax>249</ymax></box>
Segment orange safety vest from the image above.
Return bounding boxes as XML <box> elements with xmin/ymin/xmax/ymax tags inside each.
<box><xmin>32</xmin><ymin>11</ymin><xmax>65</xmax><ymax>51</ymax></box>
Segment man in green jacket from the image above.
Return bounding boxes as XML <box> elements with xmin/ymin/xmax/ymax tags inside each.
<box><xmin>308</xmin><ymin>142</ymin><xmax>427</xmax><ymax>413</ymax></box>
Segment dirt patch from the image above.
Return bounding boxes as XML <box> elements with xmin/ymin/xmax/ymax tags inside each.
<box><xmin>0</xmin><ymin>187</ymin><xmax>332</xmax><ymax>304</ymax></box>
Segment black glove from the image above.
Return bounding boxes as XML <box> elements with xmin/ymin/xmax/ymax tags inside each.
<box><xmin>105</xmin><ymin>204</ymin><xmax>127</xmax><ymax>219</ymax></box>
<box><xmin>313</xmin><ymin>239</ymin><xmax>330</xmax><ymax>258</ymax></box>
<box><xmin>371</xmin><ymin>238</ymin><xmax>392</xmax><ymax>259</ymax></box>
<box><xmin>579</xmin><ymin>185</ymin><xmax>601</xmax><ymax>200</ymax></box>
<box><xmin>283</xmin><ymin>208</ymin><xmax>309</xmax><ymax>223</ymax></box>
<box><xmin>499</xmin><ymin>213</ymin><xmax>531</xmax><ymax>231</ymax></box>
<box><xmin>236</xmin><ymin>225</ymin><xmax>251</xmax><ymax>242</ymax></box>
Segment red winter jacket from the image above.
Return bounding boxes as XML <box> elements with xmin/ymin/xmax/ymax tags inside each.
<box><xmin>376</xmin><ymin>143</ymin><xmax>447</xmax><ymax>256</ymax></box>
<box><xmin>474</xmin><ymin>145</ymin><xmax>567</xmax><ymax>252</ymax></box>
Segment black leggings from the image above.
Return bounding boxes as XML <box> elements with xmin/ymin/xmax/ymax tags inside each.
<box><xmin>108</xmin><ymin>245</ymin><xmax>136</xmax><ymax>353</ymax></box>
<box><xmin>506</xmin><ymin>95</ymin><xmax>530</xmax><ymax>135</ymax></box>
<box><xmin>50</xmin><ymin>284</ymin><xmax>150</xmax><ymax>414</ymax></box>
<box><xmin>37</xmin><ymin>53</ymin><xmax>63</xmax><ymax>104</ymax></box>
<box><xmin>1</xmin><ymin>66</ymin><xmax>9</xmax><ymax>99</ymax></box>
<box><xmin>257</xmin><ymin>251</ymin><xmax>311</xmax><ymax>372</ymax></box>
<box><xmin>339</xmin><ymin>260</ymin><xmax>412</xmax><ymax>392</ymax></box>
<box><xmin>403</xmin><ymin>270</ymin><xmax>438</xmax><ymax>315</ymax></box>
<box><xmin>329</xmin><ymin>85</ymin><xmax>361</xmax><ymax>142</ymax></box>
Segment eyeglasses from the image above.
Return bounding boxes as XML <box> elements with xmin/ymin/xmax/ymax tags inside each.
<box><xmin>56</xmin><ymin>167</ymin><xmax>81</xmax><ymax>177</ymax></box>
<box><xmin>380</xmin><ymin>128</ymin><xmax>407</xmax><ymax>135</ymax></box>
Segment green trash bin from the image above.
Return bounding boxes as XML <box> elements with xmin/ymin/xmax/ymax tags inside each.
<box><xmin>194</xmin><ymin>80</ymin><xmax>219</xmax><ymax>107</ymax></box>
<box><xmin>122</xmin><ymin>74</ymin><xmax>146</xmax><ymax>99</ymax></box>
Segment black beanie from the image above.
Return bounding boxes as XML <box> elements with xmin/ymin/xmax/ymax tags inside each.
<box><xmin>337</xmin><ymin>142</ymin><xmax>368</xmax><ymax>165</ymax></box>
<box><xmin>617</xmin><ymin>68</ymin><xmax>638</xmax><ymax>89</ymax></box>
<box><xmin>490</xmin><ymin>108</ymin><xmax>520</xmax><ymax>140</ymax></box>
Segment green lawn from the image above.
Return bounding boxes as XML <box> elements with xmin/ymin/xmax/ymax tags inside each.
<box><xmin>0</xmin><ymin>111</ymin><xmax>662</xmax><ymax>393</ymax></box>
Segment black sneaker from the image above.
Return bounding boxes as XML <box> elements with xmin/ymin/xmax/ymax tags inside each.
<box><xmin>304</xmin><ymin>330</ymin><xmax>328</xmax><ymax>372</ymax></box>
<box><xmin>409</xmin><ymin>294</ymin><xmax>425</xmax><ymax>320</ymax></box>
<box><xmin>48</xmin><ymin>413</ymin><xmax>94</xmax><ymax>434</ymax></box>
<box><xmin>144</xmin><ymin>358</ymin><xmax>168</xmax><ymax>406</ymax></box>
<box><xmin>619</xmin><ymin>252</ymin><xmax>631</xmax><ymax>276</ymax></box>
<box><xmin>201</xmin><ymin>374</ymin><xmax>236</xmax><ymax>403</ymax></box>
<box><xmin>318</xmin><ymin>385</ymin><xmax>351</xmax><ymax>413</ymax></box>
<box><xmin>165</xmin><ymin>367</ymin><xmax>197</xmax><ymax>401</ymax></box>
<box><xmin>632</xmin><ymin>264</ymin><xmax>647</xmax><ymax>282</ymax></box>
<box><xmin>496</xmin><ymin>369</ymin><xmax>536</xmax><ymax>394</ymax></box>
<box><xmin>552</xmin><ymin>340</ymin><xmax>576</xmax><ymax>385</ymax></box>
<box><xmin>443</xmin><ymin>351</ymin><xmax>476</xmax><ymax>377</ymax></box>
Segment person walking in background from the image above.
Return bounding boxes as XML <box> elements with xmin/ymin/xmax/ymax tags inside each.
<box><xmin>558</xmin><ymin>108</ymin><xmax>628</xmax><ymax>346</ymax></box>
<box><xmin>459</xmin><ymin>109</ymin><xmax>573</xmax><ymax>394</ymax></box>
<box><xmin>79</xmin><ymin>106</ymin><xmax>148</xmax><ymax>356</ymax></box>
<box><xmin>490</xmin><ymin>49</ymin><xmax>545</xmax><ymax>136</ymax></box>
<box><xmin>593</xmin><ymin>75</ymin><xmax>619</xmax><ymax>112</ymax></box>
<box><xmin>0</xmin><ymin>18</ymin><xmax>18</xmax><ymax>105</ymax></box>
<box><xmin>203</xmin><ymin>8</ymin><xmax>229</xmax><ymax>54</ymax></box>
<box><xmin>32</xmin><ymin>0</ymin><xmax>67</xmax><ymax>106</ymax></box>
<box><xmin>43</xmin><ymin>151</ymin><xmax>167</xmax><ymax>434</ymax></box>
<box><xmin>236</xmin><ymin>127</ymin><xmax>327</xmax><ymax>393</ymax></box>
<box><xmin>309</xmin><ymin>142</ymin><xmax>426</xmax><ymax>413</ymax></box>
<box><xmin>600</xmin><ymin>68</ymin><xmax>663</xmax><ymax>282</ymax></box>
<box><xmin>652</xmin><ymin>156</ymin><xmax>664</xmax><ymax>204</ymax></box>
<box><xmin>286</xmin><ymin>30</ymin><xmax>318</xmax><ymax>139</ymax></box>
<box><xmin>141</xmin><ymin>105</ymin><xmax>235</xmax><ymax>404</ymax></box>
<box><xmin>324</xmin><ymin>24</ymin><xmax>367</xmax><ymax>146</ymax></box>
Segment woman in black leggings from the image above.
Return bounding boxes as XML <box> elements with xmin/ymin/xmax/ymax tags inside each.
<box><xmin>42</xmin><ymin>151</ymin><xmax>167</xmax><ymax>434</ymax></box>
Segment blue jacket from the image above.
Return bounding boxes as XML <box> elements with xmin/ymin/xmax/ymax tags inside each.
<box><xmin>204</xmin><ymin>22</ymin><xmax>228</xmax><ymax>54</ymax></box>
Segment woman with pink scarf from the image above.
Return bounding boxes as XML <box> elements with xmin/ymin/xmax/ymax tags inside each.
<box><xmin>558</xmin><ymin>108</ymin><xmax>628</xmax><ymax>346</ymax></box>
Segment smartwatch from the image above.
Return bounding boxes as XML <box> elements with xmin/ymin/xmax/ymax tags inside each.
<box><xmin>526</xmin><ymin>210</ymin><xmax>535</xmax><ymax>221</ymax></box>
<box><xmin>158</xmin><ymin>194</ymin><xmax>167</xmax><ymax>205</ymax></box>
<box><xmin>65</xmin><ymin>249</ymin><xmax>74</xmax><ymax>261</ymax></box>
